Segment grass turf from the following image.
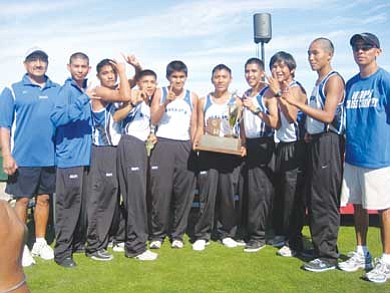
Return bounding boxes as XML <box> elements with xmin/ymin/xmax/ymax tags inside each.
<box><xmin>25</xmin><ymin>224</ymin><xmax>389</xmax><ymax>292</ymax></box>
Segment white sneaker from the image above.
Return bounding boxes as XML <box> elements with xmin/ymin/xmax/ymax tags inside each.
<box><xmin>338</xmin><ymin>251</ymin><xmax>373</xmax><ymax>272</ymax></box>
<box><xmin>113</xmin><ymin>242</ymin><xmax>125</xmax><ymax>252</ymax></box>
<box><xmin>134</xmin><ymin>250</ymin><xmax>158</xmax><ymax>261</ymax></box>
<box><xmin>22</xmin><ymin>245</ymin><xmax>36</xmax><ymax>267</ymax></box>
<box><xmin>171</xmin><ymin>240</ymin><xmax>184</xmax><ymax>249</ymax></box>
<box><xmin>31</xmin><ymin>241</ymin><xmax>54</xmax><ymax>260</ymax></box>
<box><xmin>365</xmin><ymin>257</ymin><xmax>390</xmax><ymax>283</ymax></box>
<box><xmin>192</xmin><ymin>239</ymin><xmax>210</xmax><ymax>251</ymax></box>
<box><xmin>277</xmin><ymin>245</ymin><xmax>296</xmax><ymax>257</ymax></box>
<box><xmin>221</xmin><ymin>237</ymin><xmax>238</xmax><ymax>248</ymax></box>
<box><xmin>235</xmin><ymin>240</ymin><xmax>246</xmax><ymax>247</ymax></box>
<box><xmin>150</xmin><ymin>240</ymin><xmax>162</xmax><ymax>249</ymax></box>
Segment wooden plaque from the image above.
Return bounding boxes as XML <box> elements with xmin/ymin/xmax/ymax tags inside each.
<box><xmin>196</xmin><ymin>134</ymin><xmax>242</xmax><ymax>155</ymax></box>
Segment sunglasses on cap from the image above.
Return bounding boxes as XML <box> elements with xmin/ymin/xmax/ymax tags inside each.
<box><xmin>352</xmin><ymin>43</ymin><xmax>376</xmax><ymax>52</ymax></box>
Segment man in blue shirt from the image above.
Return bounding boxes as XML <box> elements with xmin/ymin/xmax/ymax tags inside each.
<box><xmin>0</xmin><ymin>49</ymin><xmax>59</xmax><ymax>267</ymax></box>
<box><xmin>338</xmin><ymin>33</ymin><xmax>390</xmax><ymax>284</ymax></box>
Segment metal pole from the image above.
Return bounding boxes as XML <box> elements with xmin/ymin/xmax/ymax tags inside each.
<box><xmin>261</xmin><ymin>42</ymin><xmax>265</xmax><ymax>62</ymax></box>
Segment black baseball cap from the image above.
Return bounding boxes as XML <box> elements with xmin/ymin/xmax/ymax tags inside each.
<box><xmin>350</xmin><ymin>33</ymin><xmax>380</xmax><ymax>49</ymax></box>
<box><xmin>25</xmin><ymin>48</ymin><xmax>48</xmax><ymax>62</ymax></box>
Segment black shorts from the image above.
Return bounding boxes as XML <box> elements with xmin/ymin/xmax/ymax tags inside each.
<box><xmin>6</xmin><ymin>167</ymin><xmax>56</xmax><ymax>199</ymax></box>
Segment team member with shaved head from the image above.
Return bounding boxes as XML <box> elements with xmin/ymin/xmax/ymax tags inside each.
<box><xmin>282</xmin><ymin>38</ymin><xmax>345</xmax><ymax>272</ymax></box>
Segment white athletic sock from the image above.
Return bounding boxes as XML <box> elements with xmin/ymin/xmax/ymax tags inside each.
<box><xmin>382</xmin><ymin>253</ymin><xmax>390</xmax><ymax>265</ymax></box>
<box><xmin>356</xmin><ymin>245</ymin><xmax>368</xmax><ymax>255</ymax></box>
<box><xmin>35</xmin><ymin>238</ymin><xmax>46</xmax><ymax>244</ymax></box>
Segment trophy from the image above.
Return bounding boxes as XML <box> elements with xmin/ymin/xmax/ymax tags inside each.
<box><xmin>196</xmin><ymin>92</ymin><xmax>243</xmax><ymax>155</ymax></box>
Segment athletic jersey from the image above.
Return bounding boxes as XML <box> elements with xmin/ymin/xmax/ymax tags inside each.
<box><xmin>242</xmin><ymin>86</ymin><xmax>274</xmax><ymax>139</ymax></box>
<box><xmin>123</xmin><ymin>101</ymin><xmax>150</xmax><ymax>142</ymax></box>
<box><xmin>345</xmin><ymin>67</ymin><xmax>390</xmax><ymax>168</ymax></box>
<box><xmin>306</xmin><ymin>71</ymin><xmax>345</xmax><ymax>135</ymax></box>
<box><xmin>276</xmin><ymin>80</ymin><xmax>306</xmax><ymax>142</ymax></box>
<box><xmin>155</xmin><ymin>87</ymin><xmax>193</xmax><ymax>141</ymax></box>
<box><xmin>91</xmin><ymin>103</ymin><xmax>122</xmax><ymax>146</ymax></box>
<box><xmin>0</xmin><ymin>74</ymin><xmax>59</xmax><ymax>167</ymax></box>
<box><xmin>50</xmin><ymin>78</ymin><xmax>92</xmax><ymax>168</ymax></box>
<box><xmin>203</xmin><ymin>94</ymin><xmax>237</xmax><ymax>137</ymax></box>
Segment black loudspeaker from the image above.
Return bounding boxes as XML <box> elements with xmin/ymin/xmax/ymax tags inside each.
<box><xmin>253</xmin><ymin>13</ymin><xmax>272</xmax><ymax>44</ymax></box>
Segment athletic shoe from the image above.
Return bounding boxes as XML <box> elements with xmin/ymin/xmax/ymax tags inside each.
<box><xmin>134</xmin><ymin>250</ymin><xmax>158</xmax><ymax>261</ymax></box>
<box><xmin>192</xmin><ymin>239</ymin><xmax>210</xmax><ymax>251</ymax></box>
<box><xmin>303</xmin><ymin>258</ymin><xmax>336</xmax><ymax>272</ymax></box>
<box><xmin>338</xmin><ymin>251</ymin><xmax>373</xmax><ymax>272</ymax></box>
<box><xmin>277</xmin><ymin>245</ymin><xmax>296</xmax><ymax>257</ymax></box>
<box><xmin>365</xmin><ymin>257</ymin><xmax>390</xmax><ymax>283</ymax></box>
<box><xmin>31</xmin><ymin>241</ymin><xmax>54</xmax><ymax>260</ymax></box>
<box><xmin>268</xmin><ymin>235</ymin><xmax>285</xmax><ymax>248</ymax></box>
<box><xmin>235</xmin><ymin>239</ymin><xmax>246</xmax><ymax>247</ymax></box>
<box><xmin>221</xmin><ymin>237</ymin><xmax>238</xmax><ymax>248</ymax></box>
<box><xmin>88</xmin><ymin>249</ymin><xmax>113</xmax><ymax>261</ymax></box>
<box><xmin>243</xmin><ymin>241</ymin><xmax>265</xmax><ymax>253</ymax></box>
<box><xmin>150</xmin><ymin>240</ymin><xmax>162</xmax><ymax>249</ymax></box>
<box><xmin>113</xmin><ymin>242</ymin><xmax>125</xmax><ymax>252</ymax></box>
<box><xmin>55</xmin><ymin>257</ymin><xmax>77</xmax><ymax>268</ymax></box>
<box><xmin>22</xmin><ymin>245</ymin><xmax>36</xmax><ymax>267</ymax></box>
<box><xmin>171</xmin><ymin>240</ymin><xmax>184</xmax><ymax>249</ymax></box>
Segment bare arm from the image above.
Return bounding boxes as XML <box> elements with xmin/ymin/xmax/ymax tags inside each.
<box><xmin>190</xmin><ymin>92</ymin><xmax>199</xmax><ymax>142</ymax></box>
<box><xmin>243</xmin><ymin>92</ymin><xmax>279</xmax><ymax>129</ymax></box>
<box><xmin>0</xmin><ymin>128</ymin><xmax>17</xmax><ymax>175</ymax></box>
<box><xmin>122</xmin><ymin>54</ymin><xmax>142</xmax><ymax>88</ymax></box>
<box><xmin>94</xmin><ymin>61</ymin><xmax>131</xmax><ymax>102</ymax></box>
<box><xmin>193</xmin><ymin>97</ymin><xmax>205</xmax><ymax>150</ymax></box>
<box><xmin>282</xmin><ymin>75</ymin><xmax>344</xmax><ymax>123</ymax></box>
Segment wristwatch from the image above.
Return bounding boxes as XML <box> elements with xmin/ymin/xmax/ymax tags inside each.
<box><xmin>252</xmin><ymin>107</ymin><xmax>261</xmax><ymax>115</ymax></box>
<box><xmin>274</xmin><ymin>90</ymin><xmax>282</xmax><ymax>98</ymax></box>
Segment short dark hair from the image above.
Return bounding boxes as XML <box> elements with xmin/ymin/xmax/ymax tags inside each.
<box><xmin>136</xmin><ymin>69</ymin><xmax>157</xmax><ymax>82</ymax></box>
<box><xmin>69</xmin><ymin>52</ymin><xmax>89</xmax><ymax>64</ymax></box>
<box><xmin>211</xmin><ymin>64</ymin><xmax>231</xmax><ymax>77</ymax></box>
<box><xmin>269</xmin><ymin>51</ymin><xmax>297</xmax><ymax>77</ymax></box>
<box><xmin>245</xmin><ymin>58</ymin><xmax>265</xmax><ymax>71</ymax></box>
<box><xmin>96</xmin><ymin>59</ymin><xmax>117</xmax><ymax>75</ymax></box>
<box><xmin>311</xmin><ymin>37</ymin><xmax>334</xmax><ymax>54</ymax></box>
<box><xmin>166</xmin><ymin>60</ymin><xmax>188</xmax><ymax>78</ymax></box>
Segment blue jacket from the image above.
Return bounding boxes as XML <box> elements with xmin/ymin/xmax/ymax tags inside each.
<box><xmin>51</xmin><ymin>78</ymin><xmax>92</xmax><ymax>168</ymax></box>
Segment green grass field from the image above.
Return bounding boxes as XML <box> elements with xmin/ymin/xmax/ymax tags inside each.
<box><xmin>25</xmin><ymin>223</ymin><xmax>389</xmax><ymax>292</ymax></box>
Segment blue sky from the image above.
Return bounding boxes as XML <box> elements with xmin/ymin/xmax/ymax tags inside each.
<box><xmin>0</xmin><ymin>0</ymin><xmax>389</xmax><ymax>96</ymax></box>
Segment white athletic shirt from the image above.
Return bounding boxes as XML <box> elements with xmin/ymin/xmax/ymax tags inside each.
<box><xmin>276</xmin><ymin>80</ymin><xmax>305</xmax><ymax>142</ymax></box>
<box><xmin>123</xmin><ymin>101</ymin><xmax>150</xmax><ymax>142</ymax></box>
<box><xmin>155</xmin><ymin>87</ymin><xmax>193</xmax><ymax>141</ymax></box>
<box><xmin>242</xmin><ymin>87</ymin><xmax>274</xmax><ymax>139</ymax></box>
<box><xmin>203</xmin><ymin>94</ymin><xmax>235</xmax><ymax>137</ymax></box>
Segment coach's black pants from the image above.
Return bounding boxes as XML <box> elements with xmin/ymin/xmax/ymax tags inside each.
<box><xmin>194</xmin><ymin>152</ymin><xmax>241</xmax><ymax>241</ymax></box>
<box><xmin>86</xmin><ymin>146</ymin><xmax>118</xmax><ymax>254</ymax></box>
<box><xmin>306</xmin><ymin>132</ymin><xmax>344</xmax><ymax>263</ymax></box>
<box><xmin>149</xmin><ymin>138</ymin><xmax>196</xmax><ymax>242</ymax></box>
<box><xmin>273</xmin><ymin>140</ymin><xmax>306</xmax><ymax>251</ymax></box>
<box><xmin>241</xmin><ymin>137</ymin><xmax>274</xmax><ymax>245</ymax></box>
<box><xmin>54</xmin><ymin>166</ymin><xmax>88</xmax><ymax>263</ymax></box>
<box><xmin>117</xmin><ymin>135</ymin><xmax>148</xmax><ymax>257</ymax></box>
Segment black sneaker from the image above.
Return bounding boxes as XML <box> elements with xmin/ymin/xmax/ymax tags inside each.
<box><xmin>243</xmin><ymin>241</ymin><xmax>266</xmax><ymax>253</ymax></box>
<box><xmin>87</xmin><ymin>249</ymin><xmax>113</xmax><ymax>261</ymax></box>
<box><xmin>303</xmin><ymin>258</ymin><xmax>336</xmax><ymax>272</ymax></box>
<box><xmin>55</xmin><ymin>257</ymin><xmax>77</xmax><ymax>268</ymax></box>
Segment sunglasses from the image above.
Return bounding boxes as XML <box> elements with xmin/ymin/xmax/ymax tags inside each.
<box><xmin>352</xmin><ymin>44</ymin><xmax>376</xmax><ymax>52</ymax></box>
